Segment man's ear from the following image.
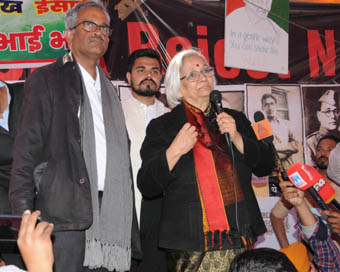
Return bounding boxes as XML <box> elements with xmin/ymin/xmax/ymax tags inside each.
<box><xmin>317</xmin><ymin>111</ymin><xmax>321</xmax><ymax>122</ymax></box>
<box><xmin>126</xmin><ymin>72</ymin><xmax>131</xmax><ymax>85</ymax></box>
<box><xmin>64</xmin><ymin>29</ymin><xmax>73</xmax><ymax>49</ymax></box>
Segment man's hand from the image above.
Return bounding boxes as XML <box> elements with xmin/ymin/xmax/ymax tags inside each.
<box><xmin>17</xmin><ymin>210</ymin><xmax>54</xmax><ymax>272</ymax></box>
<box><xmin>279</xmin><ymin>180</ymin><xmax>305</xmax><ymax>207</ymax></box>
<box><xmin>280</xmin><ymin>180</ymin><xmax>317</xmax><ymax>227</ymax></box>
<box><xmin>321</xmin><ymin>210</ymin><xmax>340</xmax><ymax>234</ymax></box>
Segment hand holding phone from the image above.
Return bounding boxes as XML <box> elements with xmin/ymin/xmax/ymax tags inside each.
<box><xmin>17</xmin><ymin>210</ymin><xmax>54</xmax><ymax>272</ymax></box>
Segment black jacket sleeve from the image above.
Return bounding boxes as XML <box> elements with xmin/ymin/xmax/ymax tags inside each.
<box><xmin>9</xmin><ymin>69</ymin><xmax>52</xmax><ymax>214</ymax></box>
<box><xmin>137</xmin><ymin>116</ymin><xmax>177</xmax><ymax>198</ymax></box>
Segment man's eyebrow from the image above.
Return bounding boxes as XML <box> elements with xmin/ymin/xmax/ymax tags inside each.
<box><xmin>135</xmin><ymin>65</ymin><xmax>160</xmax><ymax>70</ymax></box>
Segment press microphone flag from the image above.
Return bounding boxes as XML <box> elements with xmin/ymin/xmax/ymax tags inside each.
<box><xmin>287</xmin><ymin>163</ymin><xmax>329</xmax><ymax>210</ymax></box>
<box><xmin>251</xmin><ymin>111</ymin><xmax>289</xmax><ymax>181</ymax></box>
<box><xmin>252</xmin><ymin>112</ymin><xmax>274</xmax><ymax>141</ymax></box>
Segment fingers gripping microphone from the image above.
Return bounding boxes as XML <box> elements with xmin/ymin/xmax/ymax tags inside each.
<box><xmin>251</xmin><ymin>111</ymin><xmax>289</xmax><ymax>181</ymax></box>
<box><xmin>210</xmin><ymin>90</ymin><xmax>231</xmax><ymax>147</ymax></box>
<box><xmin>287</xmin><ymin>163</ymin><xmax>329</xmax><ymax>210</ymax></box>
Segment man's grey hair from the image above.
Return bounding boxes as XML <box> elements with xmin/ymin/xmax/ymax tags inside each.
<box><xmin>165</xmin><ymin>49</ymin><xmax>211</xmax><ymax>109</ymax></box>
<box><xmin>65</xmin><ymin>0</ymin><xmax>110</xmax><ymax>30</ymax></box>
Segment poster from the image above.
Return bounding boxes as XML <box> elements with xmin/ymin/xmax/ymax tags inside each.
<box><xmin>0</xmin><ymin>0</ymin><xmax>80</xmax><ymax>68</ymax></box>
<box><xmin>224</xmin><ymin>0</ymin><xmax>289</xmax><ymax>74</ymax></box>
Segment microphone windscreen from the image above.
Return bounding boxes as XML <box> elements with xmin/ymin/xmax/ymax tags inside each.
<box><xmin>254</xmin><ymin>111</ymin><xmax>265</xmax><ymax>122</ymax></box>
<box><xmin>251</xmin><ymin>119</ymin><xmax>273</xmax><ymax>140</ymax></box>
<box><xmin>287</xmin><ymin>163</ymin><xmax>337</xmax><ymax>203</ymax></box>
<box><xmin>302</xmin><ymin>164</ymin><xmax>337</xmax><ymax>204</ymax></box>
<box><xmin>210</xmin><ymin>90</ymin><xmax>222</xmax><ymax>103</ymax></box>
<box><xmin>287</xmin><ymin>163</ymin><xmax>315</xmax><ymax>190</ymax></box>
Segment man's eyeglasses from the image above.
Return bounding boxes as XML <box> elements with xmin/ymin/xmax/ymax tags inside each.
<box><xmin>180</xmin><ymin>67</ymin><xmax>214</xmax><ymax>82</ymax></box>
<box><xmin>320</xmin><ymin>109</ymin><xmax>340</xmax><ymax>117</ymax></box>
<box><xmin>70</xmin><ymin>20</ymin><xmax>112</xmax><ymax>36</ymax></box>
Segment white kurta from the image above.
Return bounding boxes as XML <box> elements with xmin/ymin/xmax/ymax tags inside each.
<box><xmin>121</xmin><ymin>96</ymin><xmax>169</xmax><ymax>223</ymax></box>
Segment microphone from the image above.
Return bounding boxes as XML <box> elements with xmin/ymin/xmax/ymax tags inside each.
<box><xmin>287</xmin><ymin>163</ymin><xmax>329</xmax><ymax>210</ymax></box>
<box><xmin>253</xmin><ymin>111</ymin><xmax>274</xmax><ymax>143</ymax></box>
<box><xmin>300</xmin><ymin>164</ymin><xmax>340</xmax><ymax>211</ymax></box>
<box><xmin>251</xmin><ymin>111</ymin><xmax>289</xmax><ymax>181</ymax></box>
<box><xmin>210</xmin><ymin>90</ymin><xmax>231</xmax><ymax>147</ymax></box>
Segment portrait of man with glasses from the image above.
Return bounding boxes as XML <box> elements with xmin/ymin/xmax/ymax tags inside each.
<box><xmin>305</xmin><ymin>88</ymin><xmax>340</xmax><ymax>167</ymax></box>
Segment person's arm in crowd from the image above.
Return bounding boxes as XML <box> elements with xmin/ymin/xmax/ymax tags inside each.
<box><xmin>327</xmin><ymin>142</ymin><xmax>340</xmax><ymax>185</ymax></box>
<box><xmin>280</xmin><ymin>180</ymin><xmax>315</xmax><ymax>225</ymax></box>
<box><xmin>297</xmin><ymin>217</ymin><xmax>340</xmax><ymax>272</ymax></box>
<box><xmin>17</xmin><ymin>210</ymin><xmax>54</xmax><ymax>272</ymax></box>
<box><xmin>321</xmin><ymin>210</ymin><xmax>340</xmax><ymax>234</ymax></box>
<box><xmin>280</xmin><ymin>180</ymin><xmax>340</xmax><ymax>271</ymax></box>
<box><xmin>270</xmin><ymin>197</ymin><xmax>292</xmax><ymax>248</ymax></box>
<box><xmin>270</xmin><ymin>213</ymin><xmax>289</xmax><ymax>248</ymax></box>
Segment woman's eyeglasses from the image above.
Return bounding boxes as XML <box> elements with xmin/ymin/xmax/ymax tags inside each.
<box><xmin>180</xmin><ymin>67</ymin><xmax>214</xmax><ymax>82</ymax></box>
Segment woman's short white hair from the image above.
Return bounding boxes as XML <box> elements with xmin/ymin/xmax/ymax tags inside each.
<box><xmin>165</xmin><ymin>49</ymin><xmax>208</xmax><ymax>108</ymax></box>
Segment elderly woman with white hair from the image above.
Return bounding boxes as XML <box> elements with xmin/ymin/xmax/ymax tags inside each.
<box><xmin>137</xmin><ymin>49</ymin><xmax>275</xmax><ymax>271</ymax></box>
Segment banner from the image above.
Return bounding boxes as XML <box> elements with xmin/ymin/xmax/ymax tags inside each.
<box><xmin>0</xmin><ymin>0</ymin><xmax>80</xmax><ymax>68</ymax></box>
<box><xmin>1</xmin><ymin>1</ymin><xmax>340</xmax><ymax>83</ymax></box>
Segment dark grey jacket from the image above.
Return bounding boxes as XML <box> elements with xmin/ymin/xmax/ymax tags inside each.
<box><xmin>9</xmin><ymin>55</ymin><xmax>141</xmax><ymax>258</ymax></box>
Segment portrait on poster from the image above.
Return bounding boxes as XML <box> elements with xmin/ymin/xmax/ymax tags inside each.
<box><xmin>302</xmin><ymin>85</ymin><xmax>340</xmax><ymax>167</ymax></box>
<box><xmin>247</xmin><ymin>85</ymin><xmax>303</xmax><ymax>196</ymax></box>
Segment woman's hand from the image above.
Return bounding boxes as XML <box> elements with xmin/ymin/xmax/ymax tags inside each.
<box><xmin>216</xmin><ymin>112</ymin><xmax>243</xmax><ymax>153</ymax></box>
<box><xmin>166</xmin><ymin>123</ymin><xmax>198</xmax><ymax>171</ymax></box>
